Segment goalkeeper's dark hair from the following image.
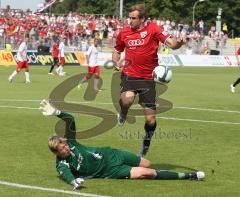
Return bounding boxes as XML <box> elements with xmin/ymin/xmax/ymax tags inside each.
<box><xmin>129</xmin><ymin>4</ymin><xmax>147</xmax><ymax>20</ymax></box>
<box><xmin>48</xmin><ymin>135</ymin><xmax>67</xmax><ymax>153</ymax></box>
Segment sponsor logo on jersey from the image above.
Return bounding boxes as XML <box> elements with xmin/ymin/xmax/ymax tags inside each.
<box><xmin>128</xmin><ymin>39</ymin><xmax>145</xmax><ymax>47</ymax></box>
<box><xmin>140</xmin><ymin>31</ymin><xmax>147</xmax><ymax>38</ymax></box>
<box><xmin>77</xmin><ymin>154</ymin><xmax>83</xmax><ymax>170</ymax></box>
<box><xmin>88</xmin><ymin>151</ymin><xmax>102</xmax><ymax>160</ymax></box>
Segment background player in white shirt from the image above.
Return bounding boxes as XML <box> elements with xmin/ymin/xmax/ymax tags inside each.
<box><xmin>56</xmin><ymin>37</ymin><xmax>67</xmax><ymax>76</ymax></box>
<box><xmin>78</xmin><ymin>38</ymin><xmax>101</xmax><ymax>91</ymax></box>
<box><xmin>8</xmin><ymin>37</ymin><xmax>31</xmax><ymax>83</ymax></box>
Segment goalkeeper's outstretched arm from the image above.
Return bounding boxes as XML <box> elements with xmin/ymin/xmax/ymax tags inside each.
<box><xmin>57</xmin><ymin>111</ymin><xmax>76</xmax><ymax>139</ymax></box>
<box><xmin>39</xmin><ymin>99</ymin><xmax>76</xmax><ymax>139</ymax></box>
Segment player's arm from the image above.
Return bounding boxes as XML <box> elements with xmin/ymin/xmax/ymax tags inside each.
<box><xmin>51</xmin><ymin>45</ymin><xmax>54</xmax><ymax>56</ymax></box>
<box><xmin>58</xmin><ymin>43</ymin><xmax>62</xmax><ymax>58</ymax></box>
<box><xmin>39</xmin><ymin>99</ymin><xmax>76</xmax><ymax>139</ymax></box>
<box><xmin>154</xmin><ymin>24</ymin><xmax>185</xmax><ymax>50</ymax></box>
<box><xmin>165</xmin><ymin>37</ymin><xmax>185</xmax><ymax>50</ymax></box>
<box><xmin>236</xmin><ymin>49</ymin><xmax>240</xmax><ymax>65</ymax></box>
<box><xmin>112</xmin><ymin>30</ymin><xmax>124</xmax><ymax>71</ymax></box>
<box><xmin>86</xmin><ymin>47</ymin><xmax>92</xmax><ymax>65</ymax></box>
<box><xmin>57</xmin><ymin>161</ymin><xmax>84</xmax><ymax>190</ymax></box>
<box><xmin>112</xmin><ymin>50</ymin><xmax>122</xmax><ymax>71</ymax></box>
<box><xmin>57</xmin><ymin>111</ymin><xmax>76</xmax><ymax>139</ymax></box>
<box><xmin>19</xmin><ymin>43</ymin><xmax>27</xmax><ymax>60</ymax></box>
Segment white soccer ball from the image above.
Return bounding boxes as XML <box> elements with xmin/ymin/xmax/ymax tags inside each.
<box><xmin>152</xmin><ymin>65</ymin><xmax>172</xmax><ymax>83</ymax></box>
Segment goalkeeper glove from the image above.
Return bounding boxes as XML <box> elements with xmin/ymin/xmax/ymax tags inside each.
<box><xmin>71</xmin><ymin>178</ymin><xmax>85</xmax><ymax>190</ymax></box>
<box><xmin>39</xmin><ymin>99</ymin><xmax>61</xmax><ymax>116</ymax></box>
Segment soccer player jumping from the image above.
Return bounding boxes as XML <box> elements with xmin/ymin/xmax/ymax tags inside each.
<box><xmin>112</xmin><ymin>4</ymin><xmax>186</xmax><ymax>156</ymax></box>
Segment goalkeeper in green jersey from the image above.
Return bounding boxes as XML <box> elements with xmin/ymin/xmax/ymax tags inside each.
<box><xmin>39</xmin><ymin>100</ymin><xmax>205</xmax><ymax>190</ymax></box>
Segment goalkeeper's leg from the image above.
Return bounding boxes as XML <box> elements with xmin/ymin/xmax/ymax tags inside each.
<box><xmin>130</xmin><ymin>167</ymin><xmax>205</xmax><ymax>180</ymax></box>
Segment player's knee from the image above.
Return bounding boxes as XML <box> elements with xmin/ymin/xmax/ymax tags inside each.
<box><xmin>94</xmin><ymin>74</ymin><xmax>100</xmax><ymax>79</ymax></box>
<box><xmin>86</xmin><ymin>74</ymin><xmax>93</xmax><ymax>79</ymax></box>
<box><xmin>121</xmin><ymin>95</ymin><xmax>135</xmax><ymax>106</ymax></box>
<box><xmin>140</xmin><ymin>158</ymin><xmax>151</xmax><ymax>168</ymax></box>
<box><xmin>145</xmin><ymin>117</ymin><xmax>156</xmax><ymax>126</ymax></box>
<box><xmin>130</xmin><ymin>167</ymin><xmax>146</xmax><ymax>178</ymax></box>
<box><xmin>131</xmin><ymin>167</ymin><xmax>155</xmax><ymax>179</ymax></box>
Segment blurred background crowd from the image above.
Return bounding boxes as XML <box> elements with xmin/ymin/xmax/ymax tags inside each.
<box><xmin>0</xmin><ymin>6</ymin><xmax>238</xmax><ymax>55</ymax></box>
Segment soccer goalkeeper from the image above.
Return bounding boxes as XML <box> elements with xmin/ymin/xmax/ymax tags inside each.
<box><xmin>39</xmin><ymin>100</ymin><xmax>205</xmax><ymax>190</ymax></box>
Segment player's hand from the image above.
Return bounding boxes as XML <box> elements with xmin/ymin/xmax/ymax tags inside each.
<box><xmin>71</xmin><ymin>178</ymin><xmax>85</xmax><ymax>190</ymax></box>
<box><xmin>39</xmin><ymin>99</ymin><xmax>61</xmax><ymax>116</ymax></box>
<box><xmin>114</xmin><ymin>62</ymin><xmax>123</xmax><ymax>72</ymax></box>
<box><xmin>177</xmin><ymin>35</ymin><xmax>187</xmax><ymax>45</ymax></box>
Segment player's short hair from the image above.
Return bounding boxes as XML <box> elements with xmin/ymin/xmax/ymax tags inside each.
<box><xmin>25</xmin><ymin>35</ymin><xmax>30</xmax><ymax>40</ymax></box>
<box><xmin>129</xmin><ymin>4</ymin><xmax>147</xmax><ymax>20</ymax></box>
<box><xmin>48</xmin><ymin>135</ymin><xmax>67</xmax><ymax>153</ymax></box>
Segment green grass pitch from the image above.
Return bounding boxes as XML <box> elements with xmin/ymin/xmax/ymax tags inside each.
<box><xmin>0</xmin><ymin>65</ymin><xmax>239</xmax><ymax>197</ymax></box>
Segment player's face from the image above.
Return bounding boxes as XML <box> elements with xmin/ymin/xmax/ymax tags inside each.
<box><xmin>94</xmin><ymin>39</ymin><xmax>98</xmax><ymax>47</ymax></box>
<box><xmin>25</xmin><ymin>38</ymin><xmax>29</xmax><ymax>43</ymax></box>
<box><xmin>63</xmin><ymin>38</ymin><xmax>67</xmax><ymax>44</ymax></box>
<box><xmin>129</xmin><ymin>10</ymin><xmax>144</xmax><ymax>30</ymax></box>
<box><xmin>56</xmin><ymin>141</ymin><xmax>71</xmax><ymax>158</ymax></box>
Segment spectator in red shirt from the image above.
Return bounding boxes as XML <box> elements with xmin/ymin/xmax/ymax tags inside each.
<box><xmin>112</xmin><ymin>4</ymin><xmax>186</xmax><ymax>157</ymax></box>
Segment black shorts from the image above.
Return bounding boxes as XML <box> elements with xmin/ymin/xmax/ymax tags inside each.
<box><xmin>53</xmin><ymin>57</ymin><xmax>59</xmax><ymax>65</ymax></box>
<box><xmin>120</xmin><ymin>73</ymin><xmax>156</xmax><ymax>110</ymax></box>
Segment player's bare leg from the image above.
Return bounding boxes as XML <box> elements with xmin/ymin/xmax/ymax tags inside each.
<box><xmin>118</xmin><ymin>91</ymin><xmax>135</xmax><ymax>125</ymax></box>
<box><xmin>78</xmin><ymin>73</ymin><xmax>93</xmax><ymax>89</ymax></box>
<box><xmin>138</xmin><ymin>157</ymin><xmax>151</xmax><ymax>168</ymax></box>
<box><xmin>8</xmin><ymin>70</ymin><xmax>18</xmax><ymax>82</ymax></box>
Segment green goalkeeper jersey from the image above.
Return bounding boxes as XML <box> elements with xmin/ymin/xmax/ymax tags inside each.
<box><xmin>56</xmin><ymin>140</ymin><xmax>113</xmax><ymax>183</ymax></box>
<box><xmin>56</xmin><ymin>112</ymin><xmax>112</xmax><ymax>183</ymax></box>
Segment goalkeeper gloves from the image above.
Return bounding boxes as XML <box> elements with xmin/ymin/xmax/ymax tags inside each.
<box><xmin>71</xmin><ymin>178</ymin><xmax>85</xmax><ymax>190</ymax></box>
<box><xmin>39</xmin><ymin>99</ymin><xmax>61</xmax><ymax>116</ymax></box>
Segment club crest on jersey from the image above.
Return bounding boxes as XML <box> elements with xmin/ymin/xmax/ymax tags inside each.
<box><xmin>140</xmin><ymin>31</ymin><xmax>147</xmax><ymax>38</ymax></box>
<box><xmin>78</xmin><ymin>154</ymin><xmax>83</xmax><ymax>164</ymax></box>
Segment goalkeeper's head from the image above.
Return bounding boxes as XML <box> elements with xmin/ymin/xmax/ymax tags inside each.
<box><xmin>48</xmin><ymin>135</ymin><xmax>71</xmax><ymax>158</ymax></box>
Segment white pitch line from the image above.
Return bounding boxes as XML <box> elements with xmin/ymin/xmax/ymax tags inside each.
<box><xmin>157</xmin><ymin>116</ymin><xmax>240</xmax><ymax>125</ymax></box>
<box><xmin>0</xmin><ymin>105</ymin><xmax>240</xmax><ymax>125</ymax></box>
<box><xmin>0</xmin><ymin>99</ymin><xmax>42</xmax><ymax>102</ymax></box>
<box><xmin>0</xmin><ymin>181</ymin><xmax>111</xmax><ymax>197</ymax></box>
<box><xmin>0</xmin><ymin>105</ymin><xmax>38</xmax><ymax>110</ymax></box>
<box><xmin>174</xmin><ymin>106</ymin><xmax>240</xmax><ymax>114</ymax></box>
<box><xmin>0</xmin><ymin>99</ymin><xmax>240</xmax><ymax>114</ymax></box>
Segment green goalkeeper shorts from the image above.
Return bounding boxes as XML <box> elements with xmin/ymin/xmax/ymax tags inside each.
<box><xmin>102</xmin><ymin>148</ymin><xmax>141</xmax><ymax>179</ymax></box>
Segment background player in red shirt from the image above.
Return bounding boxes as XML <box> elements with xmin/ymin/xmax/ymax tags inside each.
<box><xmin>48</xmin><ymin>38</ymin><xmax>60</xmax><ymax>75</ymax></box>
<box><xmin>112</xmin><ymin>4</ymin><xmax>186</xmax><ymax>157</ymax></box>
<box><xmin>230</xmin><ymin>47</ymin><xmax>240</xmax><ymax>93</ymax></box>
